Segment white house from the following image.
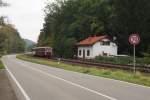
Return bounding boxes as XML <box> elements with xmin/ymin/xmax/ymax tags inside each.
<box><xmin>77</xmin><ymin>35</ymin><xmax>117</xmax><ymax>59</ymax></box>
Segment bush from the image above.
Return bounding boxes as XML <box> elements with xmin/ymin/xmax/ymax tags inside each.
<box><xmin>95</xmin><ymin>55</ymin><xmax>150</xmax><ymax>65</ymax></box>
<box><xmin>52</xmin><ymin>36</ymin><xmax>77</xmax><ymax>58</ymax></box>
<box><xmin>95</xmin><ymin>56</ymin><xmax>133</xmax><ymax>65</ymax></box>
<box><xmin>0</xmin><ymin>60</ymin><xmax>4</xmax><ymax>69</ymax></box>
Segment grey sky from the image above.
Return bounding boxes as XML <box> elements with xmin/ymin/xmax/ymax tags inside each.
<box><xmin>0</xmin><ymin>0</ymin><xmax>53</xmax><ymax>42</ymax></box>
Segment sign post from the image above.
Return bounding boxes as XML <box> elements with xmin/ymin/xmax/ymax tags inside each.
<box><xmin>133</xmin><ymin>44</ymin><xmax>136</xmax><ymax>73</ymax></box>
<box><xmin>129</xmin><ymin>34</ymin><xmax>140</xmax><ymax>74</ymax></box>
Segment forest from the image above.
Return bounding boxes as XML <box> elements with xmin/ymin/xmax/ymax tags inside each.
<box><xmin>38</xmin><ymin>0</ymin><xmax>150</xmax><ymax>58</ymax></box>
<box><xmin>0</xmin><ymin>17</ymin><xmax>25</xmax><ymax>56</ymax></box>
<box><xmin>0</xmin><ymin>0</ymin><xmax>25</xmax><ymax>56</ymax></box>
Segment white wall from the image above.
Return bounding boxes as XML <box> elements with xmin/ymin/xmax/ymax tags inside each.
<box><xmin>78</xmin><ymin>46</ymin><xmax>94</xmax><ymax>59</ymax></box>
<box><xmin>93</xmin><ymin>41</ymin><xmax>117</xmax><ymax>57</ymax></box>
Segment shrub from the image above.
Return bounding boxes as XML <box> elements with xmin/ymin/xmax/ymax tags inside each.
<box><xmin>95</xmin><ymin>56</ymin><xmax>133</xmax><ymax>65</ymax></box>
<box><xmin>95</xmin><ymin>55</ymin><xmax>150</xmax><ymax>65</ymax></box>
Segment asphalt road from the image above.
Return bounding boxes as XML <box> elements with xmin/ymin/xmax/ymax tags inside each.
<box><xmin>2</xmin><ymin>55</ymin><xmax>150</xmax><ymax>100</ymax></box>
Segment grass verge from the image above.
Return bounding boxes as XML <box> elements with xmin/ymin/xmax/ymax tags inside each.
<box><xmin>0</xmin><ymin>59</ymin><xmax>5</xmax><ymax>69</ymax></box>
<box><xmin>17</xmin><ymin>54</ymin><xmax>150</xmax><ymax>87</ymax></box>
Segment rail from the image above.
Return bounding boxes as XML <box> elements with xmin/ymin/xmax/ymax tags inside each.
<box><xmin>51</xmin><ymin>58</ymin><xmax>150</xmax><ymax>73</ymax></box>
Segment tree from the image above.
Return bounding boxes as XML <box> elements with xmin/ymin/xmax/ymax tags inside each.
<box><xmin>0</xmin><ymin>0</ymin><xmax>9</xmax><ymax>26</ymax></box>
<box><xmin>38</xmin><ymin>0</ymin><xmax>113</xmax><ymax>58</ymax></box>
<box><xmin>38</xmin><ymin>0</ymin><xmax>150</xmax><ymax>57</ymax></box>
<box><xmin>0</xmin><ymin>0</ymin><xmax>9</xmax><ymax>7</ymax></box>
<box><xmin>0</xmin><ymin>0</ymin><xmax>24</xmax><ymax>55</ymax></box>
<box><xmin>0</xmin><ymin>24</ymin><xmax>25</xmax><ymax>54</ymax></box>
<box><xmin>112</xmin><ymin>0</ymin><xmax>150</xmax><ymax>55</ymax></box>
<box><xmin>52</xmin><ymin>36</ymin><xmax>77</xmax><ymax>58</ymax></box>
<box><xmin>0</xmin><ymin>30</ymin><xmax>6</xmax><ymax>56</ymax></box>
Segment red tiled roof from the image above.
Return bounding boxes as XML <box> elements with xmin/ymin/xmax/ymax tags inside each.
<box><xmin>77</xmin><ymin>35</ymin><xmax>108</xmax><ymax>46</ymax></box>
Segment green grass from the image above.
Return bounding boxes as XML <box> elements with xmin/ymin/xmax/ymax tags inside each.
<box><xmin>95</xmin><ymin>56</ymin><xmax>132</xmax><ymax>65</ymax></box>
<box><xmin>17</xmin><ymin>54</ymin><xmax>150</xmax><ymax>87</ymax></box>
<box><xmin>0</xmin><ymin>59</ymin><xmax>4</xmax><ymax>69</ymax></box>
<box><xmin>95</xmin><ymin>56</ymin><xmax>150</xmax><ymax>65</ymax></box>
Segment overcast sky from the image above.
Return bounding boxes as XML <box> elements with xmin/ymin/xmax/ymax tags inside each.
<box><xmin>0</xmin><ymin>0</ymin><xmax>53</xmax><ymax>42</ymax></box>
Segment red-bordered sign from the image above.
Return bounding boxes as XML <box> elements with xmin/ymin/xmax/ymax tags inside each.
<box><xmin>129</xmin><ymin>34</ymin><xmax>140</xmax><ymax>45</ymax></box>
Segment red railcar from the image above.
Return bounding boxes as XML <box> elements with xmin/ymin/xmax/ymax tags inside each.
<box><xmin>33</xmin><ymin>47</ymin><xmax>53</xmax><ymax>58</ymax></box>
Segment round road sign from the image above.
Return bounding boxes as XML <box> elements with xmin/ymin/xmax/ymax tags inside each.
<box><xmin>129</xmin><ymin>34</ymin><xmax>140</xmax><ymax>45</ymax></box>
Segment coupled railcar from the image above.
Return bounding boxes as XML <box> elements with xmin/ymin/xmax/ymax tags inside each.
<box><xmin>33</xmin><ymin>47</ymin><xmax>53</xmax><ymax>58</ymax></box>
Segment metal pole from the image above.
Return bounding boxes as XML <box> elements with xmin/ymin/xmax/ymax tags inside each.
<box><xmin>133</xmin><ymin>45</ymin><xmax>136</xmax><ymax>74</ymax></box>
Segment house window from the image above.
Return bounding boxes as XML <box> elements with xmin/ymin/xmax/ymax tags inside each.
<box><xmin>79</xmin><ymin>50</ymin><xmax>81</xmax><ymax>56</ymax></box>
<box><xmin>102</xmin><ymin>41</ymin><xmax>110</xmax><ymax>46</ymax></box>
<box><xmin>87</xmin><ymin>50</ymin><xmax>90</xmax><ymax>56</ymax></box>
<box><xmin>100</xmin><ymin>42</ymin><xmax>103</xmax><ymax>45</ymax></box>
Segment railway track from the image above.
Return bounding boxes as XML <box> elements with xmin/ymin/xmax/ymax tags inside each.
<box><xmin>52</xmin><ymin>58</ymin><xmax>150</xmax><ymax>73</ymax></box>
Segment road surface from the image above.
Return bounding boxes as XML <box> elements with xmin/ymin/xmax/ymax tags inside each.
<box><xmin>0</xmin><ymin>70</ymin><xmax>18</xmax><ymax>100</ymax></box>
<box><xmin>2</xmin><ymin>55</ymin><xmax>150</xmax><ymax>100</ymax></box>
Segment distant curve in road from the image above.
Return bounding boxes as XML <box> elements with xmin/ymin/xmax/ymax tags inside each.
<box><xmin>2</xmin><ymin>55</ymin><xmax>150</xmax><ymax>100</ymax></box>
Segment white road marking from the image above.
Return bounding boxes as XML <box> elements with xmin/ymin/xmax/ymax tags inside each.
<box><xmin>2</xmin><ymin>57</ymin><xmax>31</xmax><ymax>100</ymax></box>
<box><xmin>15</xmin><ymin>55</ymin><xmax>150</xmax><ymax>90</ymax></box>
<box><xmin>15</xmin><ymin>54</ymin><xmax>150</xmax><ymax>90</ymax></box>
<box><xmin>18</xmin><ymin>61</ymin><xmax>117</xmax><ymax>100</ymax></box>
<box><xmin>16</xmin><ymin>57</ymin><xmax>150</xmax><ymax>89</ymax></box>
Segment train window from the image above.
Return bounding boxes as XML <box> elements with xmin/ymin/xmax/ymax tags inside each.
<box><xmin>87</xmin><ymin>50</ymin><xmax>90</xmax><ymax>56</ymax></box>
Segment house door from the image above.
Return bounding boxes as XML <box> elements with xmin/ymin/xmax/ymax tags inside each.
<box><xmin>83</xmin><ymin>49</ymin><xmax>85</xmax><ymax>59</ymax></box>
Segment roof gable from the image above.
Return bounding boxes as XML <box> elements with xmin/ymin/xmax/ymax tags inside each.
<box><xmin>77</xmin><ymin>35</ymin><xmax>108</xmax><ymax>46</ymax></box>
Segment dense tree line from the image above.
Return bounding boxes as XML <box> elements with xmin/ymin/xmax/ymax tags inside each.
<box><xmin>38</xmin><ymin>0</ymin><xmax>150</xmax><ymax>58</ymax></box>
<box><xmin>0</xmin><ymin>0</ymin><xmax>25</xmax><ymax>56</ymax></box>
<box><xmin>0</xmin><ymin>19</ymin><xmax>25</xmax><ymax>56</ymax></box>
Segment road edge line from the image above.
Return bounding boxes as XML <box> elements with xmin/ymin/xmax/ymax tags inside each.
<box><xmin>19</xmin><ymin>61</ymin><xmax>117</xmax><ymax>100</ymax></box>
<box><xmin>17</xmin><ymin>57</ymin><xmax>150</xmax><ymax>89</ymax></box>
<box><xmin>2</xmin><ymin>59</ymin><xmax>30</xmax><ymax>100</ymax></box>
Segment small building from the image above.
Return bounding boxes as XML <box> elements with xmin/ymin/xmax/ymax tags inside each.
<box><xmin>77</xmin><ymin>36</ymin><xmax>117</xmax><ymax>59</ymax></box>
